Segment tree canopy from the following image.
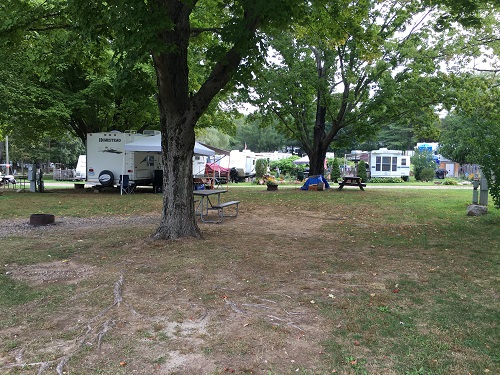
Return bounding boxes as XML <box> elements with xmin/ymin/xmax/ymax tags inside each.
<box><xmin>243</xmin><ymin>1</ymin><xmax>499</xmax><ymax>175</ymax></box>
<box><xmin>440</xmin><ymin>73</ymin><xmax>500</xmax><ymax>207</ymax></box>
<box><xmin>0</xmin><ymin>2</ymin><xmax>161</xmax><ymax>147</ymax></box>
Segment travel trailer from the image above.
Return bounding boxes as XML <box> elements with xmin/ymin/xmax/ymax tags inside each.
<box><xmin>86</xmin><ymin>131</ymin><xmax>215</xmax><ymax>188</ymax></box>
<box><xmin>86</xmin><ymin>131</ymin><xmax>162</xmax><ymax>187</ymax></box>
<box><xmin>368</xmin><ymin>148</ymin><xmax>411</xmax><ymax>180</ymax></box>
<box><xmin>193</xmin><ymin>155</ymin><xmax>208</xmax><ymax>178</ymax></box>
<box><xmin>229</xmin><ymin>149</ymin><xmax>256</xmax><ymax>181</ymax></box>
<box><xmin>217</xmin><ymin>149</ymin><xmax>256</xmax><ymax>181</ymax></box>
<box><xmin>74</xmin><ymin>155</ymin><xmax>86</xmax><ymax>181</ymax></box>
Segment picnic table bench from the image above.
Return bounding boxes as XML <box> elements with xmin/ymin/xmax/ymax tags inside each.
<box><xmin>338</xmin><ymin>176</ymin><xmax>366</xmax><ymax>191</ymax></box>
<box><xmin>212</xmin><ymin>200</ymin><xmax>240</xmax><ymax>221</ymax></box>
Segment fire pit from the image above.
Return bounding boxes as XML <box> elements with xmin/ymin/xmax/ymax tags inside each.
<box><xmin>30</xmin><ymin>214</ymin><xmax>55</xmax><ymax>226</ymax></box>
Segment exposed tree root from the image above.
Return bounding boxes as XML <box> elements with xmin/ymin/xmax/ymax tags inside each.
<box><xmin>226</xmin><ymin>297</ymin><xmax>306</xmax><ymax>333</ymax></box>
<box><xmin>2</xmin><ymin>273</ymin><xmax>138</xmax><ymax>374</ymax></box>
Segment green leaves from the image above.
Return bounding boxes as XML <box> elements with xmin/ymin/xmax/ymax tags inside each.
<box><xmin>439</xmin><ymin>73</ymin><xmax>500</xmax><ymax>207</ymax></box>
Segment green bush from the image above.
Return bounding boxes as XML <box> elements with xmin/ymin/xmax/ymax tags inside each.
<box><xmin>329</xmin><ymin>158</ymin><xmax>341</xmax><ymax>182</ymax></box>
<box><xmin>255</xmin><ymin>159</ymin><xmax>268</xmax><ymax>178</ymax></box>
<box><xmin>412</xmin><ymin>150</ymin><xmax>437</xmax><ymax>181</ymax></box>
<box><xmin>369</xmin><ymin>177</ymin><xmax>404</xmax><ymax>183</ymax></box>
<box><xmin>357</xmin><ymin>161</ymin><xmax>367</xmax><ymax>182</ymax></box>
<box><xmin>443</xmin><ymin>178</ymin><xmax>458</xmax><ymax>185</ymax></box>
<box><xmin>270</xmin><ymin>156</ymin><xmax>300</xmax><ymax>177</ymax></box>
<box><xmin>420</xmin><ymin>167</ymin><xmax>436</xmax><ymax>182</ymax></box>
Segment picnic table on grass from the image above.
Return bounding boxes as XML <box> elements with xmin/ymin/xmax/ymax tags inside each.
<box><xmin>338</xmin><ymin>176</ymin><xmax>366</xmax><ymax>191</ymax></box>
<box><xmin>193</xmin><ymin>189</ymin><xmax>239</xmax><ymax>223</ymax></box>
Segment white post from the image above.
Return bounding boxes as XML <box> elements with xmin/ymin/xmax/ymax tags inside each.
<box><xmin>5</xmin><ymin>136</ymin><xmax>9</xmax><ymax>174</ymax></box>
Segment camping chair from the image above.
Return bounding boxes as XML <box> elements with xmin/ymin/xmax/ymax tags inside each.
<box><xmin>120</xmin><ymin>175</ymin><xmax>134</xmax><ymax>194</ymax></box>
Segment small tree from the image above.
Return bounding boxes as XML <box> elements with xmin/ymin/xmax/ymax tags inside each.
<box><xmin>412</xmin><ymin>150</ymin><xmax>436</xmax><ymax>181</ymax></box>
<box><xmin>255</xmin><ymin>159</ymin><xmax>268</xmax><ymax>179</ymax></box>
<box><xmin>329</xmin><ymin>158</ymin><xmax>341</xmax><ymax>182</ymax></box>
<box><xmin>357</xmin><ymin>161</ymin><xmax>368</xmax><ymax>182</ymax></box>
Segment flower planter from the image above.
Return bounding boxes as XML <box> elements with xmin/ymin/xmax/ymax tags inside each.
<box><xmin>267</xmin><ymin>184</ymin><xmax>278</xmax><ymax>191</ymax></box>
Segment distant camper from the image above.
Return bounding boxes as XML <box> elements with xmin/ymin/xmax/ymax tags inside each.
<box><xmin>368</xmin><ymin>148</ymin><xmax>410</xmax><ymax>180</ymax></box>
<box><xmin>74</xmin><ymin>155</ymin><xmax>86</xmax><ymax>181</ymax></box>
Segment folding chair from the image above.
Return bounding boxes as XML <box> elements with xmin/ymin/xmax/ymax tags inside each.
<box><xmin>120</xmin><ymin>175</ymin><xmax>134</xmax><ymax>194</ymax></box>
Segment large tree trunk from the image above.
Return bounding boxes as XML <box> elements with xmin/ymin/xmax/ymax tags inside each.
<box><xmin>150</xmin><ymin>0</ymin><xmax>256</xmax><ymax>240</ymax></box>
<box><xmin>308</xmin><ymin>100</ymin><xmax>327</xmax><ymax>176</ymax></box>
<box><xmin>153</xmin><ymin>114</ymin><xmax>201</xmax><ymax>240</ymax></box>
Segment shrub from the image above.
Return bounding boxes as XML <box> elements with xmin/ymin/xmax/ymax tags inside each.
<box><xmin>369</xmin><ymin>177</ymin><xmax>404</xmax><ymax>183</ymax></box>
<box><xmin>270</xmin><ymin>156</ymin><xmax>300</xmax><ymax>177</ymax></box>
<box><xmin>255</xmin><ymin>159</ymin><xmax>268</xmax><ymax>179</ymax></box>
<box><xmin>412</xmin><ymin>150</ymin><xmax>437</xmax><ymax>181</ymax></box>
<box><xmin>329</xmin><ymin>158</ymin><xmax>341</xmax><ymax>182</ymax></box>
<box><xmin>444</xmin><ymin>178</ymin><xmax>458</xmax><ymax>185</ymax></box>
<box><xmin>419</xmin><ymin>167</ymin><xmax>436</xmax><ymax>182</ymax></box>
<box><xmin>357</xmin><ymin>161</ymin><xmax>367</xmax><ymax>182</ymax></box>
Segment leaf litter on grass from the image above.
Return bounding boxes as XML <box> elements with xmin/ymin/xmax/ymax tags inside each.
<box><xmin>0</xmin><ymin>188</ymin><xmax>498</xmax><ymax>374</ymax></box>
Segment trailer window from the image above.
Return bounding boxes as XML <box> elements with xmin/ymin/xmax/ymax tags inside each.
<box><xmin>382</xmin><ymin>156</ymin><xmax>391</xmax><ymax>171</ymax></box>
<box><xmin>401</xmin><ymin>158</ymin><xmax>407</xmax><ymax>166</ymax></box>
<box><xmin>376</xmin><ymin>156</ymin><xmax>398</xmax><ymax>172</ymax></box>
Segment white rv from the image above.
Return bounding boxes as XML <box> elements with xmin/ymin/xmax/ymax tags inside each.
<box><xmin>86</xmin><ymin>131</ymin><xmax>215</xmax><ymax>188</ymax></box>
<box><xmin>74</xmin><ymin>155</ymin><xmax>86</xmax><ymax>181</ymax></box>
<box><xmin>368</xmin><ymin>148</ymin><xmax>410</xmax><ymax>180</ymax></box>
<box><xmin>193</xmin><ymin>155</ymin><xmax>208</xmax><ymax>178</ymax></box>
<box><xmin>86</xmin><ymin>131</ymin><xmax>162</xmax><ymax>187</ymax></box>
<box><xmin>229</xmin><ymin>149</ymin><xmax>256</xmax><ymax>181</ymax></box>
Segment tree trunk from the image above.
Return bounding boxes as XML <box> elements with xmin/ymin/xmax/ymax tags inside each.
<box><xmin>152</xmin><ymin>116</ymin><xmax>201</xmax><ymax>240</ymax></box>
<box><xmin>308</xmin><ymin>101</ymin><xmax>327</xmax><ymax>176</ymax></box>
<box><xmin>308</xmin><ymin>149</ymin><xmax>327</xmax><ymax>176</ymax></box>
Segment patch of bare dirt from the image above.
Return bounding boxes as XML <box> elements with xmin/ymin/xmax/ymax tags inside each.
<box><xmin>0</xmin><ymin>200</ymin><xmax>398</xmax><ymax>374</ymax></box>
<box><xmin>6</xmin><ymin>261</ymin><xmax>95</xmax><ymax>285</ymax></box>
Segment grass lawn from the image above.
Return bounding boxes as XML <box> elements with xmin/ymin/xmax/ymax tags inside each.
<box><xmin>0</xmin><ymin>186</ymin><xmax>498</xmax><ymax>374</ymax></box>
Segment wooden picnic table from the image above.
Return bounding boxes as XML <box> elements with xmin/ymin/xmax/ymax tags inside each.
<box><xmin>338</xmin><ymin>176</ymin><xmax>366</xmax><ymax>191</ymax></box>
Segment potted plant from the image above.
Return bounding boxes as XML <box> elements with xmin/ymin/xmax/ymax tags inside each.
<box><xmin>264</xmin><ymin>174</ymin><xmax>279</xmax><ymax>191</ymax></box>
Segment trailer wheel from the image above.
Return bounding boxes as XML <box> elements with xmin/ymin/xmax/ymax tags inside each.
<box><xmin>98</xmin><ymin>170</ymin><xmax>114</xmax><ymax>187</ymax></box>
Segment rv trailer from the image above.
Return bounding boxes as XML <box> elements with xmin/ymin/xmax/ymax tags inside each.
<box><xmin>229</xmin><ymin>149</ymin><xmax>256</xmax><ymax>181</ymax></box>
<box><xmin>368</xmin><ymin>148</ymin><xmax>410</xmax><ymax>180</ymax></box>
<box><xmin>86</xmin><ymin>131</ymin><xmax>162</xmax><ymax>188</ymax></box>
<box><xmin>86</xmin><ymin>131</ymin><xmax>215</xmax><ymax>188</ymax></box>
<box><xmin>74</xmin><ymin>155</ymin><xmax>86</xmax><ymax>181</ymax></box>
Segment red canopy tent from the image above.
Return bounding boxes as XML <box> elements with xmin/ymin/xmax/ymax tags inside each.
<box><xmin>205</xmin><ymin>163</ymin><xmax>230</xmax><ymax>179</ymax></box>
<box><xmin>199</xmin><ymin>143</ymin><xmax>231</xmax><ymax>189</ymax></box>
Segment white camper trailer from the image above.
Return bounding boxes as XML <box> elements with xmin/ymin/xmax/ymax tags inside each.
<box><xmin>368</xmin><ymin>148</ymin><xmax>410</xmax><ymax>180</ymax></box>
<box><xmin>86</xmin><ymin>131</ymin><xmax>162</xmax><ymax>187</ymax></box>
<box><xmin>74</xmin><ymin>155</ymin><xmax>86</xmax><ymax>181</ymax></box>
<box><xmin>193</xmin><ymin>155</ymin><xmax>208</xmax><ymax>178</ymax></box>
<box><xmin>229</xmin><ymin>149</ymin><xmax>256</xmax><ymax>181</ymax></box>
<box><xmin>87</xmin><ymin>131</ymin><xmax>215</xmax><ymax>188</ymax></box>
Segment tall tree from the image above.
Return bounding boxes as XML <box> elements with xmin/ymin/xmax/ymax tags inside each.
<box><xmin>244</xmin><ymin>1</ymin><xmax>499</xmax><ymax>175</ymax></box>
<box><xmin>440</xmin><ymin>74</ymin><xmax>500</xmax><ymax>207</ymax></box>
<box><xmin>64</xmin><ymin>0</ymin><xmax>303</xmax><ymax>239</ymax></box>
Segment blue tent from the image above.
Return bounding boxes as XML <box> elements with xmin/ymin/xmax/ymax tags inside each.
<box><xmin>301</xmin><ymin>175</ymin><xmax>330</xmax><ymax>190</ymax></box>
